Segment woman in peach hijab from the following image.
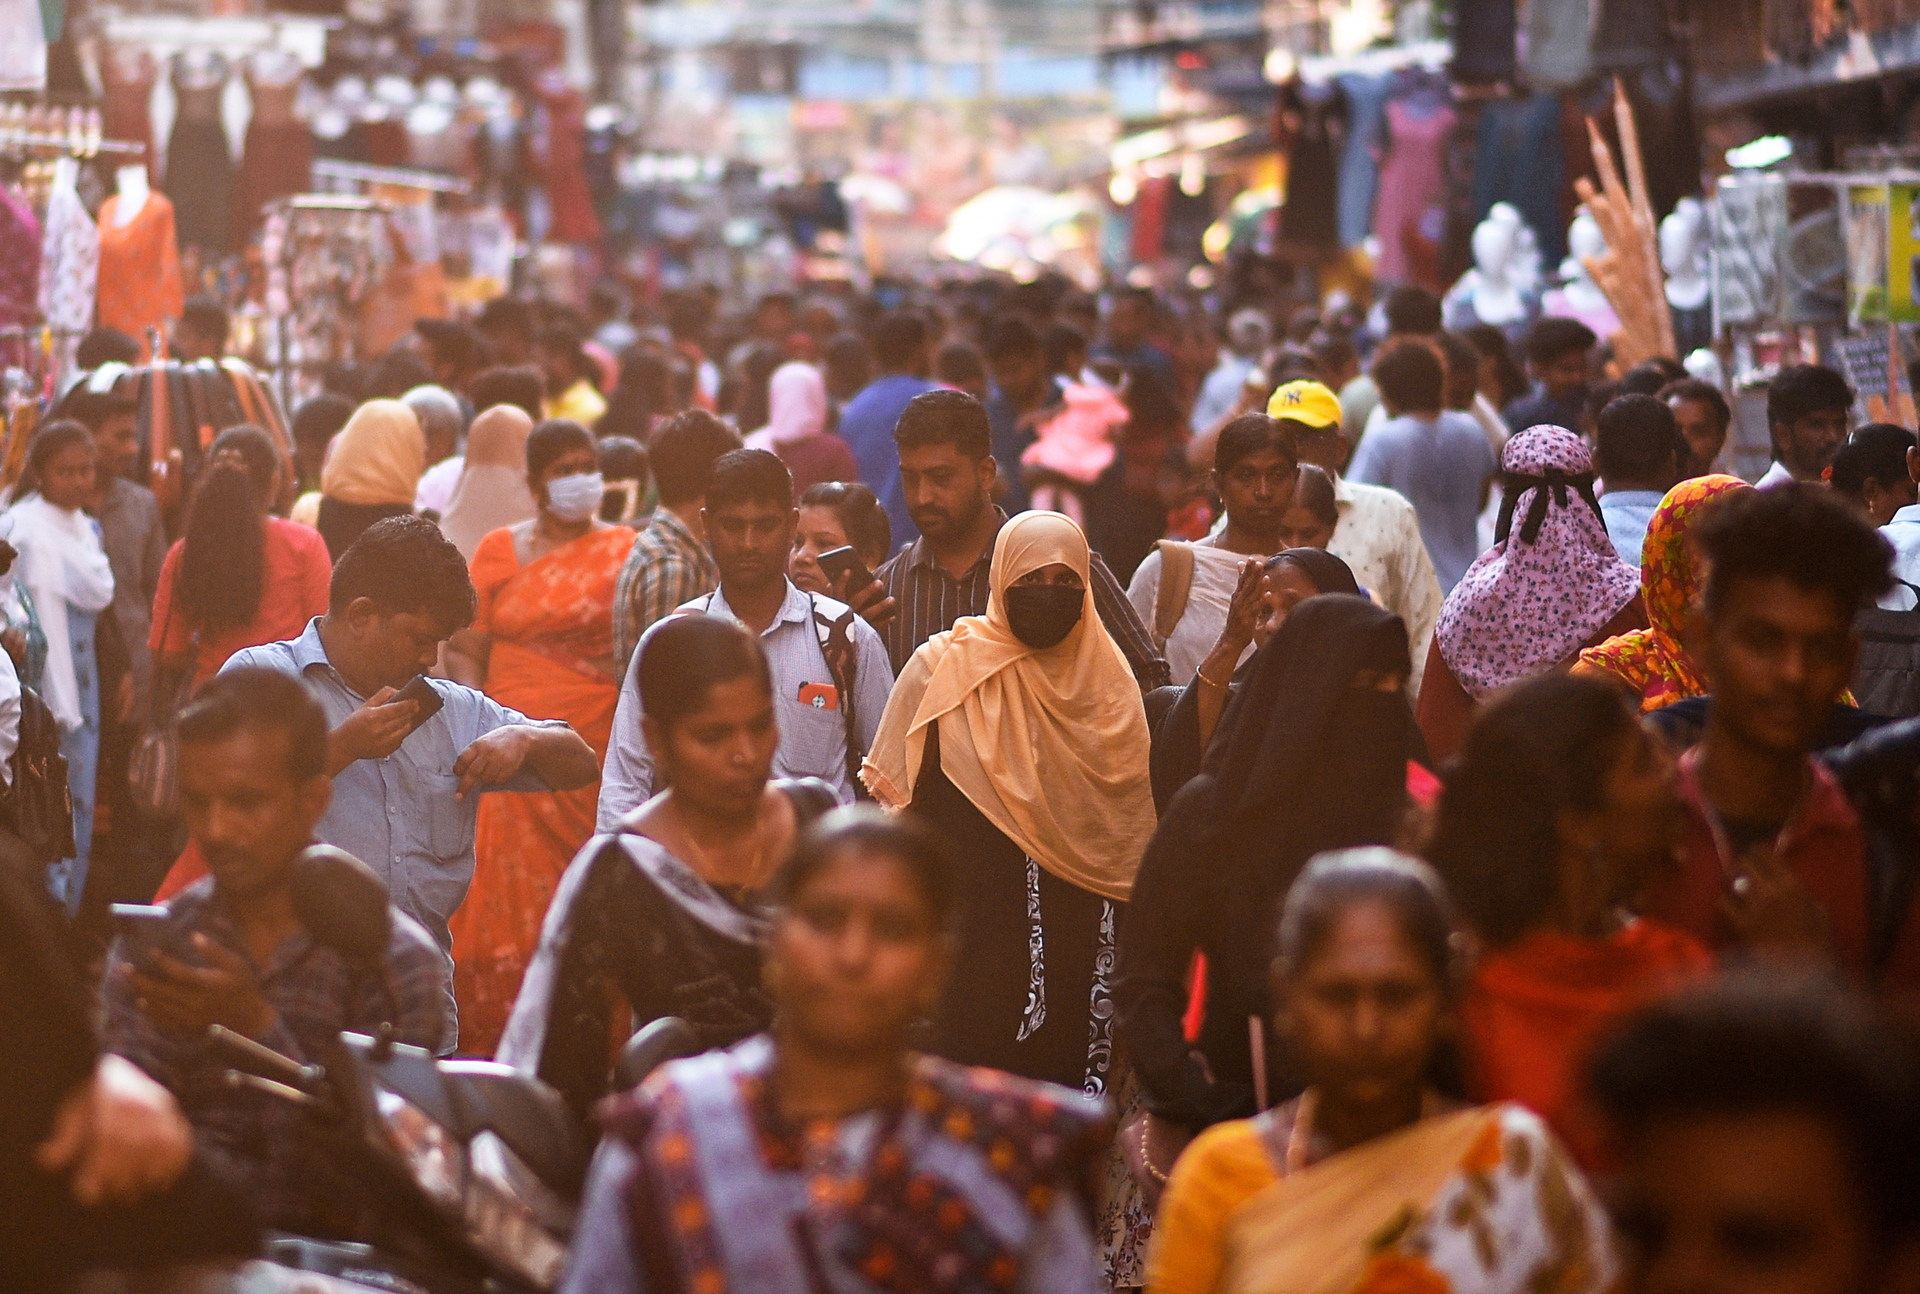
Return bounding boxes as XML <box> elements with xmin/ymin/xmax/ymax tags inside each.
<box><xmin>863</xmin><ymin>510</ymin><xmax>1156</xmax><ymax>1091</ymax></box>
<box><xmin>316</xmin><ymin>398</ymin><xmax>424</xmax><ymax>558</ymax></box>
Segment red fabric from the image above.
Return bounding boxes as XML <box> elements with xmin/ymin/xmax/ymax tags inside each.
<box><xmin>154</xmin><ymin>838</ymin><xmax>205</xmax><ymax>902</ymax></box>
<box><xmin>1466</xmin><ymin>921</ymin><xmax>1712</xmax><ymax>1167</ymax></box>
<box><xmin>1647</xmin><ymin>753</ymin><xmax>1875</xmax><ymax>976</ymax></box>
<box><xmin>148</xmin><ymin>518</ymin><xmax>333</xmax><ymax>689</ymax></box>
<box><xmin>451</xmin><ymin>525</ymin><xmax>631</xmax><ymax>1053</ymax></box>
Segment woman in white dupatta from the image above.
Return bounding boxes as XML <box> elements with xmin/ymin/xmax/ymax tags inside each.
<box><xmin>3</xmin><ymin>422</ymin><xmax>115</xmax><ymax>910</ymax></box>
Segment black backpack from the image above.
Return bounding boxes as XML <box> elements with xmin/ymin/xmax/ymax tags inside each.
<box><xmin>4</xmin><ymin>687</ymin><xmax>75</xmax><ymax>864</ymax></box>
<box><xmin>1853</xmin><ymin>582</ymin><xmax>1920</xmax><ymax>719</ymax></box>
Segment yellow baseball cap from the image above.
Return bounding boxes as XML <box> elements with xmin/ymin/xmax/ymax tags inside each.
<box><xmin>1266</xmin><ymin>379</ymin><xmax>1342</xmax><ymax>431</ymax></box>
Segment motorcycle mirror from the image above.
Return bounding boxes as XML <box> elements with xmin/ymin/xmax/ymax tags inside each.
<box><xmin>290</xmin><ymin>844</ymin><xmax>392</xmax><ymax>965</ymax></box>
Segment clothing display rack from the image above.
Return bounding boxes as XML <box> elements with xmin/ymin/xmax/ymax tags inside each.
<box><xmin>0</xmin><ymin>128</ymin><xmax>145</xmax><ymax>157</ymax></box>
<box><xmin>262</xmin><ymin>193</ymin><xmax>395</xmax><ymax>408</ymax></box>
<box><xmin>312</xmin><ymin>159</ymin><xmax>471</xmax><ymax>195</ymax></box>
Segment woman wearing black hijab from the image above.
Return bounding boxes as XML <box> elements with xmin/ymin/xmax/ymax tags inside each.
<box><xmin>1147</xmin><ymin>548</ymin><xmax>1364</xmax><ymax>810</ymax></box>
<box><xmin>1115</xmin><ymin>596</ymin><xmax>1416</xmax><ymax>1154</ymax></box>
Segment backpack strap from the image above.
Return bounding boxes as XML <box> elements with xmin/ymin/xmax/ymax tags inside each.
<box><xmin>1153</xmin><ymin>540</ymin><xmax>1196</xmax><ymax>648</ymax></box>
<box><xmin>809</xmin><ymin>594</ymin><xmax>867</xmax><ymax>797</ymax></box>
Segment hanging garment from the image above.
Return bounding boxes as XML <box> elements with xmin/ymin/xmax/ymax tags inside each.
<box><xmin>0</xmin><ymin>186</ymin><xmax>41</xmax><ymax>329</ymax></box>
<box><xmin>1523</xmin><ymin>0</ymin><xmax>1595</xmax><ymax>89</ymax></box>
<box><xmin>531</xmin><ymin>76</ymin><xmax>602</xmax><ymax>245</ymax></box>
<box><xmin>101</xmin><ymin>46</ymin><xmax>157</xmax><ymax>179</ymax></box>
<box><xmin>232</xmin><ymin>54</ymin><xmax>312</xmax><ymax>244</ymax></box>
<box><xmin>37</xmin><ymin>165</ymin><xmax>97</xmax><ymax>344</ymax></box>
<box><xmin>1470</xmin><ymin>93</ymin><xmax>1567</xmax><ymax>266</ymax></box>
<box><xmin>97</xmin><ymin>193</ymin><xmax>185</xmax><ymax>348</ymax></box>
<box><xmin>1334</xmin><ymin>72</ymin><xmax>1391</xmax><ymax>251</ymax></box>
<box><xmin>1372</xmin><ymin>95</ymin><xmax>1456</xmax><ymax>287</ymax></box>
<box><xmin>164</xmin><ymin>52</ymin><xmax>236</xmax><ymax>258</ymax></box>
<box><xmin>1452</xmin><ymin>0</ymin><xmax>1518</xmax><ymax>81</ymax></box>
<box><xmin>0</xmin><ymin>0</ymin><xmax>46</xmax><ymax>90</ymax></box>
<box><xmin>1275</xmin><ymin>80</ymin><xmax>1341</xmax><ymax>252</ymax></box>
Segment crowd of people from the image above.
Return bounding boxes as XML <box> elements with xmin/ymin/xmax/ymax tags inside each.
<box><xmin>8</xmin><ymin>273</ymin><xmax>1920</xmax><ymax>1294</ymax></box>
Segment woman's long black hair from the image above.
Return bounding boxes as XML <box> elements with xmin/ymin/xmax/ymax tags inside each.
<box><xmin>177</xmin><ymin>425</ymin><xmax>279</xmax><ymax>635</ymax></box>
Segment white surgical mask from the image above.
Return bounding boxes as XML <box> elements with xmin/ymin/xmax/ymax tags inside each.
<box><xmin>545</xmin><ymin>471</ymin><xmax>605</xmax><ymax>522</ymax></box>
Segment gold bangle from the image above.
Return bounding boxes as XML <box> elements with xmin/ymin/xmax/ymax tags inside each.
<box><xmin>1196</xmin><ymin>665</ymin><xmax>1229</xmax><ymax>690</ymax></box>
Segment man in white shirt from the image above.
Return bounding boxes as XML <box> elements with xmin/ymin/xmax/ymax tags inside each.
<box><xmin>1876</xmin><ymin>439</ymin><xmax>1920</xmax><ymax>609</ymax></box>
<box><xmin>1264</xmin><ymin>380</ymin><xmax>1445</xmax><ymax>694</ymax></box>
<box><xmin>599</xmin><ymin>450</ymin><xmax>893</xmax><ymax>828</ymax></box>
<box><xmin>1758</xmin><ymin>364</ymin><xmax>1853</xmax><ymax>490</ymax></box>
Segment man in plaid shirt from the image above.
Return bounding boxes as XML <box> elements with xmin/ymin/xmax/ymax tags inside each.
<box><xmin>612</xmin><ymin>410</ymin><xmax>741</xmax><ymax>672</ymax></box>
<box><xmin>101</xmin><ymin>668</ymin><xmax>446</xmax><ymax>1235</ymax></box>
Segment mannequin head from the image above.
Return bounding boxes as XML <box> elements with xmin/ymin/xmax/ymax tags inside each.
<box><xmin>1662</xmin><ymin>198</ymin><xmax>1711</xmax><ymax>311</ymax></box>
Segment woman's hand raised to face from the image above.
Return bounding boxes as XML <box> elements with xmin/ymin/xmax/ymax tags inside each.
<box><xmin>1218</xmin><ymin>558</ymin><xmax>1271</xmax><ymax>654</ymax></box>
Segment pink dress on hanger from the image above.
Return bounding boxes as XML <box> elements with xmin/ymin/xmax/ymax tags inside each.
<box><xmin>1371</xmin><ymin>97</ymin><xmax>1456</xmax><ymax>288</ymax></box>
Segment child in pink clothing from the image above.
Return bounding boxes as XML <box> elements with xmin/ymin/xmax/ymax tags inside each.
<box><xmin>1021</xmin><ymin>381</ymin><xmax>1129</xmax><ymax>526</ymax></box>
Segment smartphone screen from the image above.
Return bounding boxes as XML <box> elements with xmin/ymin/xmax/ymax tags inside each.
<box><xmin>110</xmin><ymin>903</ymin><xmax>194</xmax><ymax>969</ymax></box>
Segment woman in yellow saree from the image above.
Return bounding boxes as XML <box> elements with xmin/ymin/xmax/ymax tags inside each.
<box><xmin>1145</xmin><ymin>849</ymin><xmax>1615</xmax><ymax>1294</ymax></box>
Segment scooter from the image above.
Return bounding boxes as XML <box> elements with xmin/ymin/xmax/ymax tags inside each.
<box><xmin>205</xmin><ymin>846</ymin><xmax>591</xmax><ymax>1293</ymax></box>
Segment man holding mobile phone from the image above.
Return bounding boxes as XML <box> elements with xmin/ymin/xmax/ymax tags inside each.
<box><xmin>101</xmin><ymin>668</ymin><xmax>448</xmax><ymax>1236</ymax></box>
<box><xmin>600</xmin><ymin>450</ymin><xmax>893</xmax><ymax>827</ymax></box>
<box><xmin>221</xmin><ymin>516</ymin><xmax>597</xmax><ymax>1037</ymax></box>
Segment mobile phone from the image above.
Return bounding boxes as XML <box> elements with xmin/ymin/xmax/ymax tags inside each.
<box><xmin>816</xmin><ymin>546</ymin><xmax>874</xmax><ymax>594</ymax></box>
<box><xmin>110</xmin><ymin>903</ymin><xmax>196</xmax><ymax>970</ymax></box>
<box><xmin>392</xmin><ymin>674</ymin><xmax>446</xmax><ymax>733</ymax></box>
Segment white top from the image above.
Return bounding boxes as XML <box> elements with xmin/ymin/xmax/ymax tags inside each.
<box><xmin>598</xmin><ymin>580</ymin><xmax>895</xmax><ymax>827</ymax></box>
<box><xmin>1329</xmin><ymin>478</ymin><xmax>1445</xmax><ymax>695</ymax></box>
<box><xmin>1881</xmin><ymin>504</ymin><xmax>1920</xmax><ymax>609</ymax></box>
<box><xmin>1126</xmin><ymin>542</ymin><xmax>1258</xmax><ymax>684</ymax></box>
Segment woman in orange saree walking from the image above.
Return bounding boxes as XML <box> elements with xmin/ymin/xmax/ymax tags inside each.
<box><xmin>446</xmin><ymin>418</ymin><xmax>635</xmax><ymax>1053</ymax></box>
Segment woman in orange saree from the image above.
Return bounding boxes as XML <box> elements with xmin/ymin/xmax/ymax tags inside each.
<box><xmin>446</xmin><ymin>419</ymin><xmax>634</xmax><ymax>1053</ymax></box>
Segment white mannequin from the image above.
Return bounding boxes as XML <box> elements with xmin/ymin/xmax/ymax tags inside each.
<box><xmin>1661</xmin><ymin>197</ymin><xmax>1710</xmax><ymax>311</ymax></box>
<box><xmin>1445</xmin><ymin>203</ymin><xmax>1533</xmax><ymax>327</ymax></box>
<box><xmin>1683</xmin><ymin>347</ymin><xmax>1724</xmax><ymax>385</ymax></box>
<box><xmin>1541</xmin><ymin>207</ymin><xmax>1622</xmax><ymax>339</ymax></box>
<box><xmin>113</xmin><ymin>164</ymin><xmax>149</xmax><ymax>226</ymax></box>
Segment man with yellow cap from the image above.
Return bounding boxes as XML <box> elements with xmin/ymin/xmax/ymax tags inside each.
<box><xmin>1198</xmin><ymin>378</ymin><xmax>1444</xmax><ymax>694</ymax></box>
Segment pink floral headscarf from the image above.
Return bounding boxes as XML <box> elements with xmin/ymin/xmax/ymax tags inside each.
<box><xmin>1435</xmin><ymin>426</ymin><xmax>1641</xmax><ymax>699</ymax></box>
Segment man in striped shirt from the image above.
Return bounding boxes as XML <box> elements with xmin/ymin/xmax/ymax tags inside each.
<box><xmin>610</xmin><ymin>410</ymin><xmax>741</xmax><ymax>673</ymax></box>
<box><xmin>868</xmin><ymin>389</ymin><xmax>1169</xmax><ymax>689</ymax></box>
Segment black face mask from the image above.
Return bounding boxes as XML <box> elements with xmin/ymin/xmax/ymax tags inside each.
<box><xmin>1005</xmin><ymin>583</ymin><xmax>1084</xmax><ymax>650</ymax></box>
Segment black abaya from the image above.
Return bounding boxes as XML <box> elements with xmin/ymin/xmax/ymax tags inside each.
<box><xmin>1115</xmin><ymin>596</ymin><xmax>1415</xmax><ymax>1128</ymax></box>
<box><xmin>912</xmin><ymin>722</ymin><xmax>1117</xmax><ymax>1094</ymax></box>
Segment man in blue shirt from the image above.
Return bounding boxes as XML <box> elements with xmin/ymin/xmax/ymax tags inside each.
<box><xmin>838</xmin><ymin>309</ymin><xmax>936</xmax><ymax>553</ymax></box>
<box><xmin>1595</xmin><ymin>393</ymin><xmax>1684</xmax><ymax>569</ymax></box>
<box><xmin>1093</xmin><ymin>285</ymin><xmax>1175</xmax><ymax>380</ymax></box>
<box><xmin>1503</xmin><ymin>317</ymin><xmax>1597</xmax><ymax>436</ymax></box>
<box><xmin>223</xmin><ymin>516</ymin><xmax>597</xmax><ymax>1036</ymax></box>
<box><xmin>1349</xmin><ymin>338</ymin><xmax>1497</xmax><ymax>592</ymax></box>
<box><xmin>982</xmin><ymin>315</ymin><xmax>1063</xmax><ymax>516</ymax></box>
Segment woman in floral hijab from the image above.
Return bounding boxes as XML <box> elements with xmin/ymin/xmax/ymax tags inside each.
<box><xmin>1417</xmin><ymin>426</ymin><xmax>1645</xmax><ymax>760</ymax></box>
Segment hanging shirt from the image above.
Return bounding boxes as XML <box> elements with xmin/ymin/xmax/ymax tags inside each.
<box><xmin>36</xmin><ymin>169</ymin><xmax>97</xmax><ymax>340</ymax></box>
<box><xmin>97</xmin><ymin>193</ymin><xmax>185</xmax><ymax>348</ymax></box>
<box><xmin>0</xmin><ymin>187</ymin><xmax>42</xmax><ymax>330</ymax></box>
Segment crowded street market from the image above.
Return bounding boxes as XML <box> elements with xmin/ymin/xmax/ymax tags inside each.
<box><xmin>10</xmin><ymin>0</ymin><xmax>1920</xmax><ymax>1290</ymax></box>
